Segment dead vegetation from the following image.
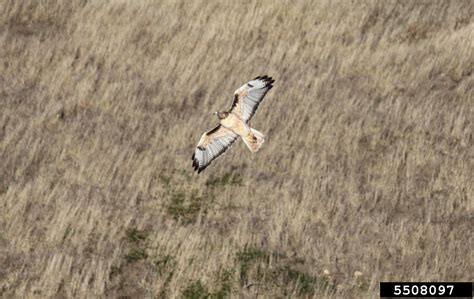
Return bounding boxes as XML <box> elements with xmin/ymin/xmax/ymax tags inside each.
<box><xmin>0</xmin><ymin>0</ymin><xmax>472</xmax><ymax>298</ymax></box>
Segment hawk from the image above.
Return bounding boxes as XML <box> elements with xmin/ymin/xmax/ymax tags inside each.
<box><xmin>192</xmin><ymin>75</ymin><xmax>275</xmax><ymax>173</ymax></box>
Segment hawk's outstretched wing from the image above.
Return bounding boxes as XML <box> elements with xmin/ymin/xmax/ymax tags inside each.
<box><xmin>192</xmin><ymin>125</ymin><xmax>239</xmax><ymax>173</ymax></box>
<box><xmin>230</xmin><ymin>75</ymin><xmax>275</xmax><ymax>123</ymax></box>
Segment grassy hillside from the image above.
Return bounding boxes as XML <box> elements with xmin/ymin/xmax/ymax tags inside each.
<box><xmin>0</xmin><ymin>1</ymin><xmax>472</xmax><ymax>298</ymax></box>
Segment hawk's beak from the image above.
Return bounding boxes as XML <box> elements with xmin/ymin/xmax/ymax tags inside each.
<box><xmin>213</xmin><ymin>112</ymin><xmax>217</xmax><ymax>116</ymax></box>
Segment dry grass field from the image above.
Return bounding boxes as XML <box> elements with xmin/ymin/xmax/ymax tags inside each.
<box><xmin>1</xmin><ymin>0</ymin><xmax>473</xmax><ymax>298</ymax></box>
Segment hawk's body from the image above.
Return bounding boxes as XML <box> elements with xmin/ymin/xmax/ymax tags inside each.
<box><xmin>192</xmin><ymin>76</ymin><xmax>275</xmax><ymax>173</ymax></box>
<box><xmin>220</xmin><ymin>113</ymin><xmax>250</xmax><ymax>136</ymax></box>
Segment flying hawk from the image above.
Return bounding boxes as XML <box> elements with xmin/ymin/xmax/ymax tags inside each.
<box><xmin>192</xmin><ymin>75</ymin><xmax>275</xmax><ymax>173</ymax></box>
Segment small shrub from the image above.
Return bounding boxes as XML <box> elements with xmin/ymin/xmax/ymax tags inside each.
<box><xmin>126</xmin><ymin>228</ymin><xmax>147</xmax><ymax>243</ymax></box>
<box><xmin>213</xmin><ymin>269</ymin><xmax>233</xmax><ymax>298</ymax></box>
<box><xmin>206</xmin><ymin>172</ymin><xmax>243</xmax><ymax>187</ymax></box>
<box><xmin>233</xmin><ymin>245</ymin><xmax>335</xmax><ymax>295</ymax></box>
<box><xmin>124</xmin><ymin>247</ymin><xmax>147</xmax><ymax>263</ymax></box>
<box><xmin>158</xmin><ymin>173</ymin><xmax>172</xmax><ymax>185</ymax></box>
<box><xmin>109</xmin><ymin>265</ymin><xmax>122</xmax><ymax>278</ymax></box>
<box><xmin>236</xmin><ymin>246</ymin><xmax>272</xmax><ymax>264</ymax></box>
<box><xmin>167</xmin><ymin>189</ymin><xmax>212</xmax><ymax>224</ymax></box>
<box><xmin>281</xmin><ymin>266</ymin><xmax>317</xmax><ymax>295</ymax></box>
<box><xmin>236</xmin><ymin>245</ymin><xmax>276</xmax><ymax>286</ymax></box>
<box><xmin>154</xmin><ymin>254</ymin><xmax>176</xmax><ymax>276</ymax></box>
<box><xmin>182</xmin><ymin>280</ymin><xmax>210</xmax><ymax>299</ymax></box>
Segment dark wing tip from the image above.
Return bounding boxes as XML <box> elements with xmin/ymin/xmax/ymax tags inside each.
<box><xmin>192</xmin><ymin>152</ymin><xmax>209</xmax><ymax>173</ymax></box>
<box><xmin>254</xmin><ymin>75</ymin><xmax>268</xmax><ymax>80</ymax></box>
<box><xmin>192</xmin><ymin>152</ymin><xmax>200</xmax><ymax>171</ymax></box>
<box><xmin>197</xmin><ymin>164</ymin><xmax>208</xmax><ymax>174</ymax></box>
<box><xmin>253</xmin><ymin>75</ymin><xmax>274</xmax><ymax>86</ymax></box>
<box><xmin>266</xmin><ymin>78</ymin><xmax>275</xmax><ymax>89</ymax></box>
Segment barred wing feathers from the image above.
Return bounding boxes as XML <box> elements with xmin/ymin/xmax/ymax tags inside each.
<box><xmin>230</xmin><ymin>75</ymin><xmax>275</xmax><ymax>123</ymax></box>
<box><xmin>192</xmin><ymin>125</ymin><xmax>239</xmax><ymax>173</ymax></box>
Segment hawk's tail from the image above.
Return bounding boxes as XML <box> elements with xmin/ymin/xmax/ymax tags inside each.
<box><xmin>243</xmin><ymin>128</ymin><xmax>265</xmax><ymax>153</ymax></box>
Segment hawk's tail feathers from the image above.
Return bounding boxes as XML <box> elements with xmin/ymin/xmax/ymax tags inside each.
<box><xmin>243</xmin><ymin>128</ymin><xmax>265</xmax><ymax>153</ymax></box>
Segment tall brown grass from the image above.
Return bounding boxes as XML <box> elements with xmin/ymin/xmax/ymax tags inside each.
<box><xmin>0</xmin><ymin>1</ymin><xmax>472</xmax><ymax>298</ymax></box>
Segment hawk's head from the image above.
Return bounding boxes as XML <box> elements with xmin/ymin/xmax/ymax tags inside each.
<box><xmin>214</xmin><ymin>111</ymin><xmax>229</xmax><ymax>120</ymax></box>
